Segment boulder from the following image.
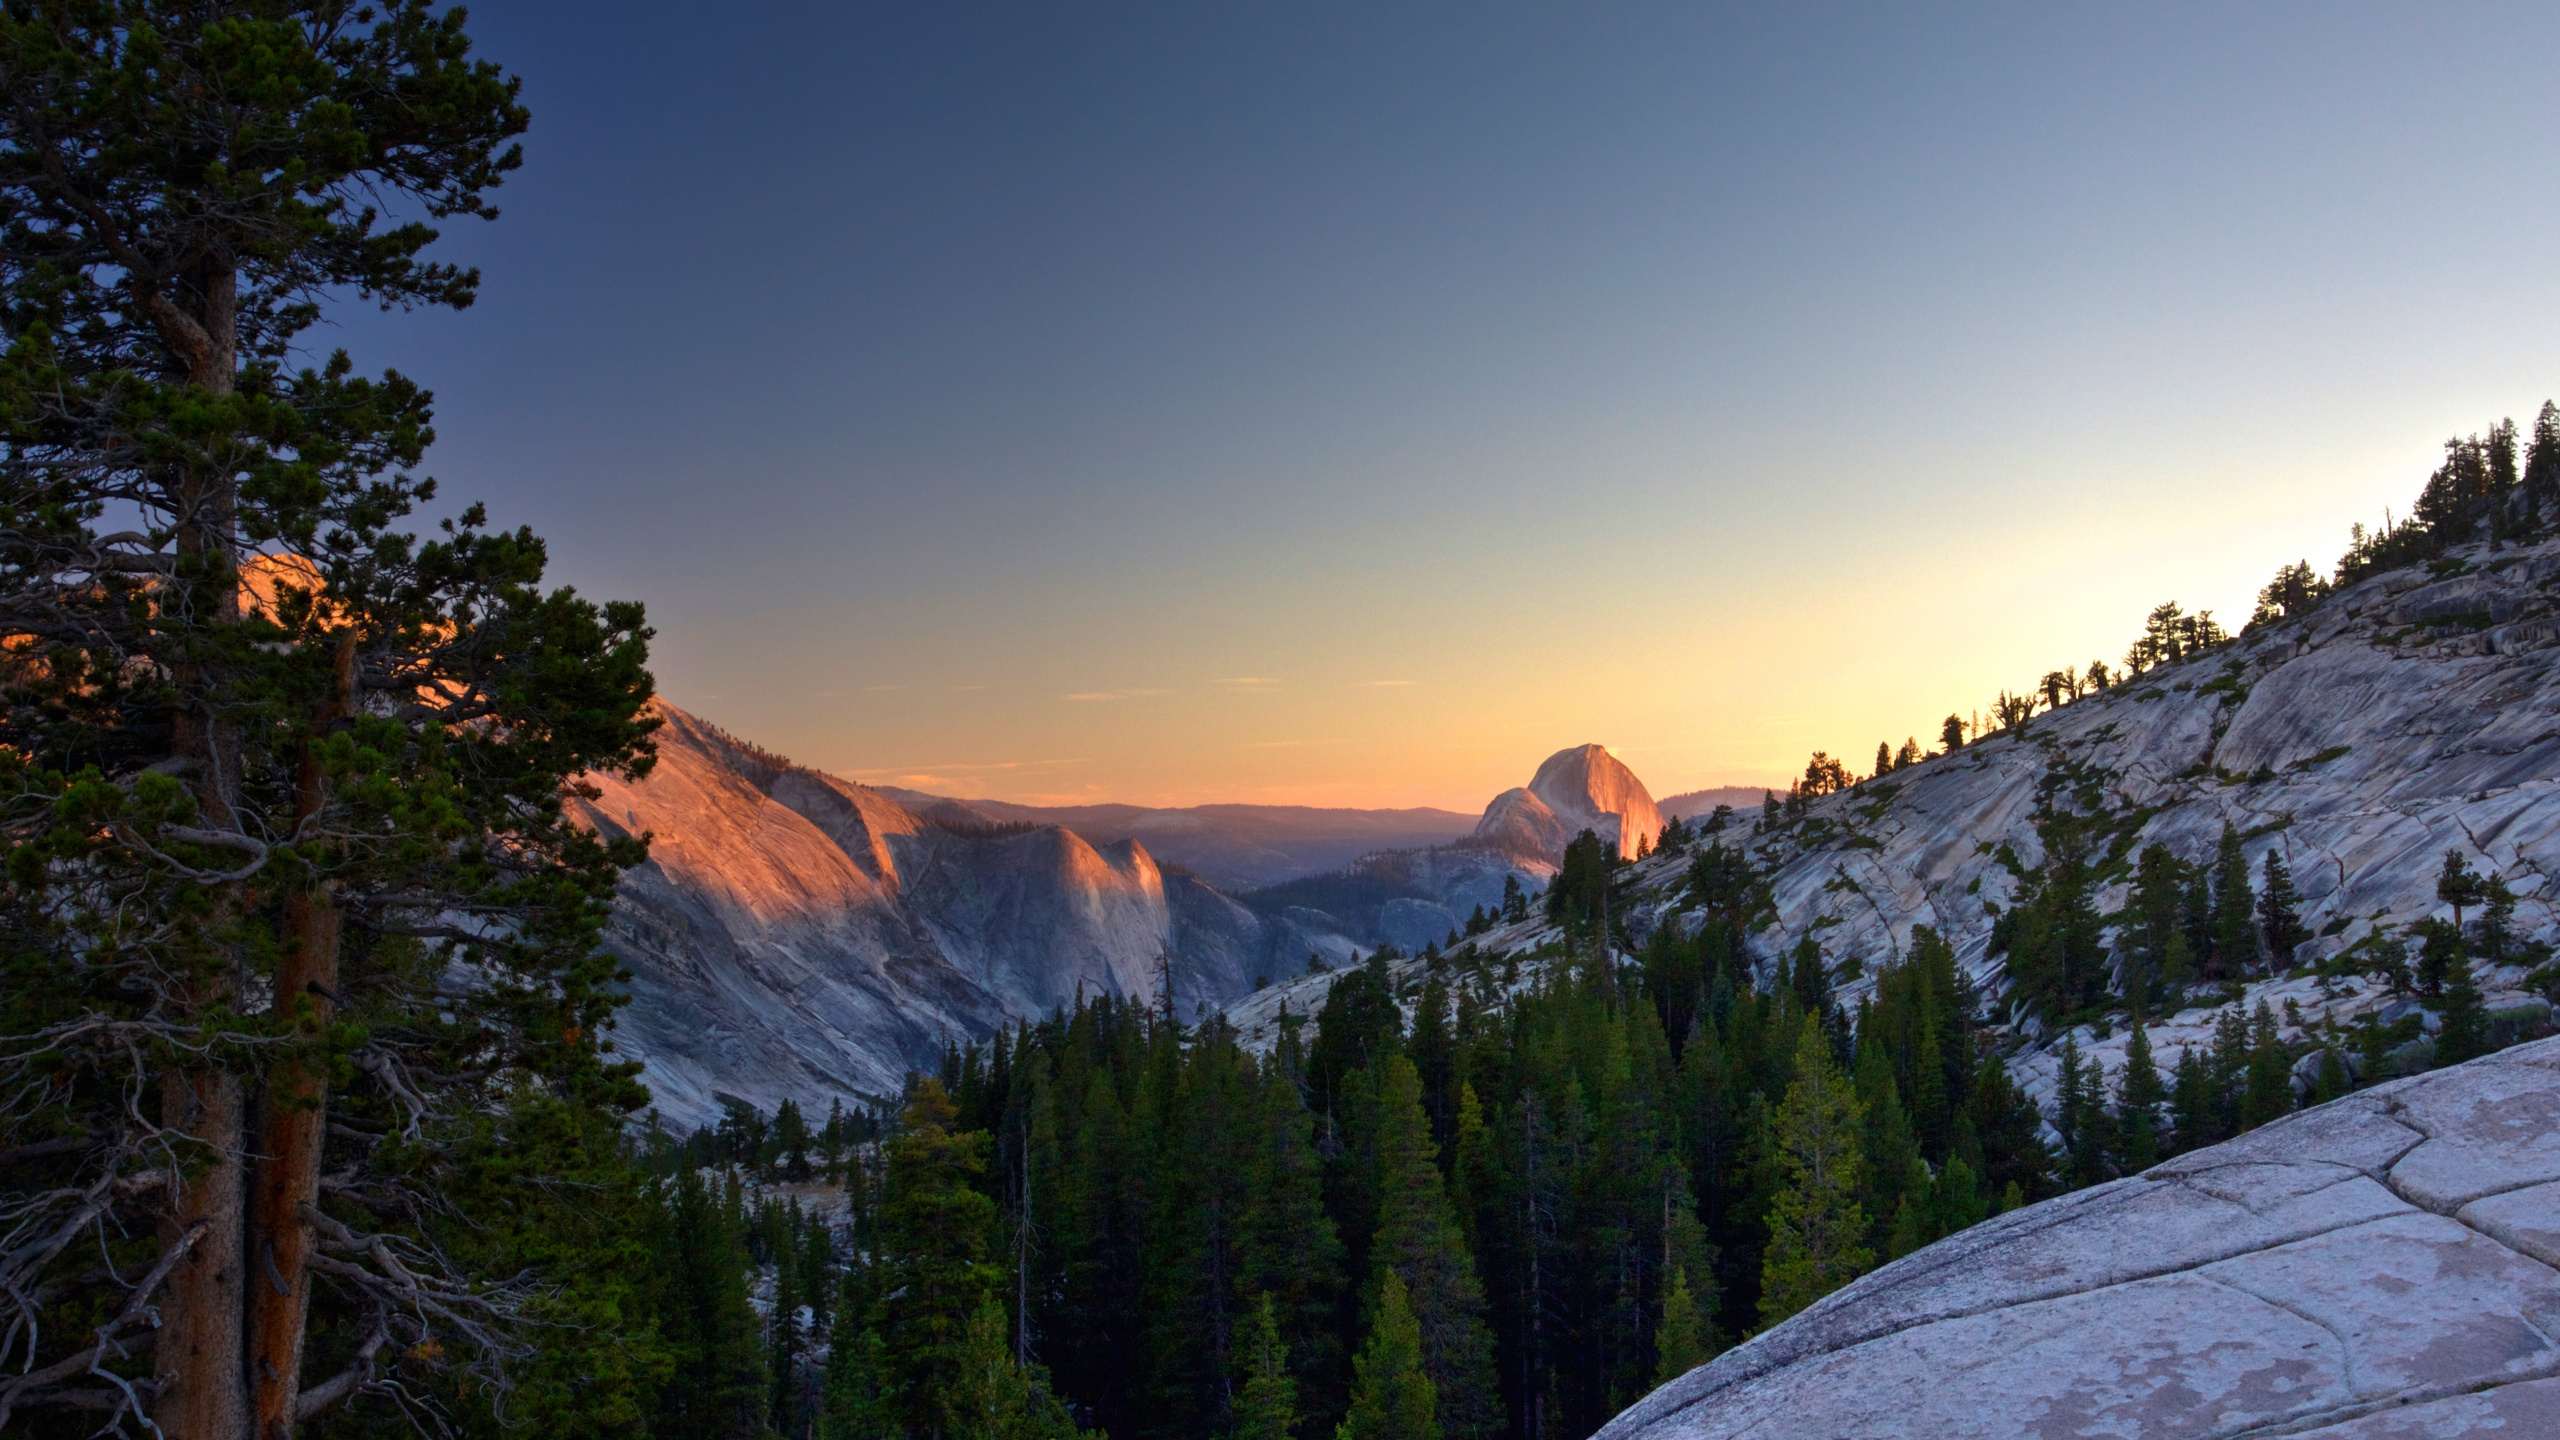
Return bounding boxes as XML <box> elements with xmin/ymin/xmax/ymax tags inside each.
<box><xmin>1599</xmin><ymin>1039</ymin><xmax>2560</xmax><ymax>1440</ymax></box>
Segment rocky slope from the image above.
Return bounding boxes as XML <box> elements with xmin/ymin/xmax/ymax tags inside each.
<box><xmin>1228</xmin><ymin>538</ymin><xmax>2560</xmax><ymax>1100</ymax></box>
<box><xmin>1601</xmin><ymin>1037</ymin><xmax>2560</xmax><ymax>1440</ymax></box>
<box><xmin>1683</xmin><ymin>533</ymin><xmax>2560</xmax><ymax>1102</ymax></box>
<box><xmin>580</xmin><ymin>707</ymin><xmax>1346</xmax><ymax>1123</ymax></box>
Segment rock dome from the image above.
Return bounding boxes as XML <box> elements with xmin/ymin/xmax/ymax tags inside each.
<box><xmin>1602</xmin><ymin>1038</ymin><xmax>2560</xmax><ymax>1440</ymax></box>
<box><xmin>1474</xmin><ymin>743</ymin><xmax>1664</xmax><ymax>860</ymax></box>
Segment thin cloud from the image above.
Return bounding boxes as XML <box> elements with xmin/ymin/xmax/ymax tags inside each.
<box><xmin>1359</xmin><ymin>679</ymin><xmax>1420</xmax><ymax>688</ymax></box>
<box><xmin>1215</xmin><ymin>676</ymin><xmax>1282</xmax><ymax>689</ymax></box>
<box><xmin>1063</xmin><ymin>688</ymin><xmax>1169</xmax><ymax>701</ymax></box>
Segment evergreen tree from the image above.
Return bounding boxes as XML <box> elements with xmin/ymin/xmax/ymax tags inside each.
<box><xmin>2415</xmin><ymin>917</ymin><xmax>2463</xmax><ymax>1000</ymax></box>
<box><xmin>2525</xmin><ymin>400</ymin><xmax>2560</xmax><ymax>510</ymax></box>
<box><xmin>2437</xmin><ymin>850</ymin><xmax>2486</xmax><ymax>934</ymax></box>
<box><xmin>1758</xmin><ymin>1018</ymin><xmax>1873</xmax><ymax>1327</ymax></box>
<box><xmin>655</xmin><ymin>1169</ymin><xmax>770</xmax><ymax>1440</ymax></box>
<box><xmin>2210</xmin><ymin>826</ymin><xmax>2260</xmax><ymax>979</ymax></box>
<box><xmin>2168</xmin><ymin>1045</ymin><xmax>2212</xmax><ymax>1154</ymax></box>
<box><xmin>1364</xmin><ymin>1054</ymin><xmax>1500</xmax><ymax>1436</ymax></box>
<box><xmin>1337</xmin><ymin>1273</ymin><xmax>1436</xmax><ymax>1440</ymax></box>
<box><xmin>2239</xmin><ymin>1003</ymin><xmax>2294</xmax><ymax>1130</ymax></box>
<box><xmin>1653</xmin><ymin>1268</ymin><xmax>1713</xmax><ymax>1386</ymax></box>
<box><xmin>1236</xmin><ymin>1294</ymin><xmax>1300</xmax><ymax>1440</ymax></box>
<box><xmin>819</xmin><ymin>1321</ymin><xmax>894</xmax><ymax>1440</ymax></box>
<box><xmin>943</xmin><ymin>1296</ymin><xmax>1090</xmax><ymax>1440</ymax></box>
<box><xmin>0</xmin><ymin>7</ymin><xmax>657</xmax><ymax>1432</ymax></box>
<box><xmin>2256</xmin><ymin>849</ymin><xmax>2305</xmax><ymax>968</ymax></box>
<box><xmin>2436</xmin><ymin>956</ymin><xmax>2491</xmax><ymax>1066</ymax></box>
<box><xmin>776</xmin><ymin>1097</ymin><xmax>815</xmax><ymax>1181</ymax></box>
<box><xmin>2116</xmin><ymin>1021</ymin><xmax>2166</xmax><ymax>1173</ymax></box>
<box><xmin>881</xmin><ymin>1078</ymin><xmax>1000</xmax><ymax>1440</ymax></box>
<box><xmin>1941</xmin><ymin>714</ymin><xmax>1967</xmax><ymax>751</ymax></box>
<box><xmin>2471</xmin><ymin>875</ymin><xmax>2521</xmax><ymax>963</ymax></box>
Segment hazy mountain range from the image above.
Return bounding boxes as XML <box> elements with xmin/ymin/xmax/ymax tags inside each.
<box><xmin>867</xmin><ymin>789</ymin><xmax>1478</xmax><ymax>891</ymax></box>
<box><xmin>583</xmin><ymin>711</ymin><xmax>1666</xmax><ymax>1122</ymax></box>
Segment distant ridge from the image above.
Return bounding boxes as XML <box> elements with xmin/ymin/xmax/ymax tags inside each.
<box><xmin>1656</xmin><ymin>785</ymin><xmax>1771</xmax><ymax>821</ymax></box>
<box><xmin>873</xmin><ymin>788</ymin><xmax>1476</xmax><ymax>890</ymax></box>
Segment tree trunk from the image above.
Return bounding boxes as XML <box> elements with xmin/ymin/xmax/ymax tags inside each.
<box><xmin>247</xmin><ymin>631</ymin><xmax>357</xmax><ymax>1440</ymax></box>
<box><xmin>154</xmin><ymin>256</ymin><xmax>253</xmax><ymax>1440</ymax></box>
<box><xmin>155</xmin><ymin>1070</ymin><xmax>249</xmax><ymax>1440</ymax></box>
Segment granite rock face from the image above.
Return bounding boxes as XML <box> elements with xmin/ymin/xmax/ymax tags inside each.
<box><xmin>579</xmin><ymin>707</ymin><xmax>1331</xmax><ymax>1124</ymax></box>
<box><xmin>1599</xmin><ymin>1038</ymin><xmax>2560</xmax><ymax>1440</ymax></box>
<box><xmin>1698</xmin><ymin>536</ymin><xmax>2560</xmax><ymax>1080</ymax></box>
<box><xmin>1475</xmin><ymin>744</ymin><xmax>1666</xmax><ymax>861</ymax></box>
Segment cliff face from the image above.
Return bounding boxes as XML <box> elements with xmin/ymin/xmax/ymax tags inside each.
<box><xmin>579</xmin><ymin>707</ymin><xmax>1322</xmax><ymax>1123</ymax></box>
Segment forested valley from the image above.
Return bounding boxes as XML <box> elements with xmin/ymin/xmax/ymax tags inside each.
<box><xmin>627</xmin><ymin>793</ymin><xmax>2554</xmax><ymax>1440</ymax></box>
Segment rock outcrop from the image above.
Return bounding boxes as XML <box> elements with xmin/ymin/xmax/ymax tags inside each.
<box><xmin>580</xmin><ymin>706</ymin><xmax>1329</xmax><ymax>1123</ymax></box>
<box><xmin>1600</xmin><ymin>1038</ymin><xmax>2560</xmax><ymax>1440</ymax></box>
<box><xmin>1475</xmin><ymin>744</ymin><xmax>1665</xmax><ymax>860</ymax></box>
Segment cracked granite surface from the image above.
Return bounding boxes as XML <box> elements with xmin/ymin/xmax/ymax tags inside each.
<box><xmin>1599</xmin><ymin>1037</ymin><xmax>2560</xmax><ymax>1440</ymax></box>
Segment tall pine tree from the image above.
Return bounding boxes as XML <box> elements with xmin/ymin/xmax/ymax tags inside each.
<box><xmin>1758</xmin><ymin>1018</ymin><xmax>1872</xmax><ymax>1327</ymax></box>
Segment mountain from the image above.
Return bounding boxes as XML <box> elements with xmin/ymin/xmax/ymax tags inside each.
<box><xmin>870</xmin><ymin>789</ymin><xmax>1476</xmax><ymax>891</ymax></box>
<box><xmin>1657</xmin><ymin>784</ymin><xmax>1770</xmax><ymax>821</ymax></box>
<box><xmin>1473</xmin><ymin>743</ymin><xmax>1666</xmax><ymax>860</ymax></box>
<box><xmin>577</xmin><ymin>707</ymin><xmax>1349</xmax><ymax>1124</ymax></box>
<box><xmin>585</xmin><ymin>728</ymin><xmax>1685</xmax><ymax>1123</ymax></box>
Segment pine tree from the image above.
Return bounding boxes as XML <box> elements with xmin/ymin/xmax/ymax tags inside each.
<box><xmin>881</xmin><ymin>1078</ymin><xmax>1001</xmax><ymax>1440</ymax></box>
<box><xmin>2415</xmin><ymin>917</ymin><xmax>2463</xmax><ymax>1000</ymax></box>
<box><xmin>1363</xmin><ymin>1054</ymin><xmax>1500</xmax><ymax>1436</ymax></box>
<box><xmin>656</xmin><ymin>1169</ymin><xmax>770</xmax><ymax>1440</ymax></box>
<box><xmin>942</xmin><ymin>1295</ymin><xmax>1091</xmax><ymax>1440</ymax></box>
<box><xmin>2239</xmin><ymin>1003</ymin><xmax>2294</xmax><ymax>1130</ymax></box>
<box><xmin>1653</xmin><ymin>1267</ymin><xmax>1713</xmax><ymax>1386</ymax></box>
<box><xmin>2116</xmin><ymin>1022</ymin><xmax>2166</xmax><ymax>1173</ymax></box>
<box><xmin>2210</xmin><ymin>826</ymin><xmax>2260</xmax><ymax>979</ymax></box>
<box><xmin>1236</xmin><ymin>1294</ymin><xmax>1300</xmax><ymax>1440</ymax></box>
<box><xmin>0</xmin><ymin>8</ymin><xmax>657</xmax><ymax>1432</ymax></box>
<box><xmin>819</xmin><ymin>1321</ymin><xmax>894</xmax><ymax>1440</ymax></box>
<box><xmin>2525</xmin><ymin>400</ymin><xmax>2560</xmax><ymax>512</ymax></box>
<box><xmin>2437</xmin><ymin>850</ymin><xmax>2486</xmax><ymax>934</ymax></box>
<box><xmin>2256</xmin><ymin>849</ymin><xmax>2305</xmax><ymax>968</ymax></box>
<box><xmin>2436</xmin><ymin>956</ymin><xmax>2491</xmax><ymax>1066</ymax></box>
<box><xmin>1241</xmin><ymin>1049</ymin><xmax>1347</xmax><ymax>1421</ymax></box>
<box><xmin>2167</xmin><ymin>1045</ymin><xmax>2211</xmax><ymax>1153</ymax></box>
<box><xmin>1758</xmin><ymin>1018</ymin><xmax>1873</xmax><ymax>1327</ymax></box>
<box><xmin>1337</xmin><ymin>1272</ymin><xmax>1436</xmax><ymax>1440</ymax></box>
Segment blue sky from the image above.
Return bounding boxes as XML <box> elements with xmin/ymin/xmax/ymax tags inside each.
<box><xmin>340</xmin><ymin>2</ymin><xmax>2560</xmax><ymax>807</ymax></box>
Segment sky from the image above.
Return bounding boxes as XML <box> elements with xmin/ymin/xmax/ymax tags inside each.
<box><xmin>337</xmin><ymin>2</ymin><xmax>2560</xmax><ymax>811</ymax></box>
